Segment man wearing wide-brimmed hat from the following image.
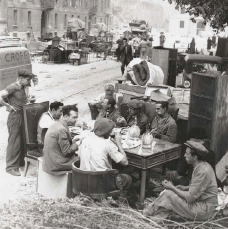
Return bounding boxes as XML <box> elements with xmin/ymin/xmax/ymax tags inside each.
<box><xmin>126</xmin><ymin>99</ymin><xmax>148</xmax><ymax>134</ymax></box>
<box><xmin>143</xmin><ymin>141</ymin><xmax>218</xmax><ymax>221</ymax></box>
<box><xmin>0</xmin><ymin>70</ymin><xmax>36</xmax><ymax>176</ymax></box>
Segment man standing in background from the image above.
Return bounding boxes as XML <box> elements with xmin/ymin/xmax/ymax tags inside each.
<box><xmin>120</xmin><ymin>38</ymin><xmax>133</xmax><ymax>75</ymax></box>
<box><xmin>0</xmin><ymin>70</ymin><xmax>36</xmax><ymax>176</ymax></box>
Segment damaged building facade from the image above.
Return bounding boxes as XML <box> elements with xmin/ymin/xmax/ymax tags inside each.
<box><xmin>1</xmin><ymin>0</ymin><xmax>113</xmax><ymax>39</ymax></box>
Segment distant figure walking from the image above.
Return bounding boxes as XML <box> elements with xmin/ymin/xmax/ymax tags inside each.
<box><xmin>159</xmin><ymin>32</ymin><xmax>166</xmax><ymax>47</ymax></box>
<box><xmin>119</xmin><ymin>38</ymin><xmax>133</xmax><ymax>75</ymax></box>
<box><xmin>212</xmin><ymin>35</ymin><xmax>216</xmax><ymax>47</ymax></box>
<box><xmin>190</xmin><ymin>38</ymin><xmax>196</xmax><ymax>54</ymax></box>
<box><xmin>207</xmin><ymin>37</ymin><xmax>212</xmax><ymax>52</ymax></box>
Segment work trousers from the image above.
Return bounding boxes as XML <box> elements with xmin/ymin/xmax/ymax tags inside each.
<box><xmin>121</xmin><ymin>59</ymin><xmax>130</xmax><ymax>75</ymax></box>
<box><xmin>6</xmin><ymin>111</ymin><xmax>24</xmax><ymax>172</ymax></box>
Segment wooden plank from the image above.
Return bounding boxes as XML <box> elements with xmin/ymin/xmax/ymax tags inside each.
<box><xmin>212</xmin><ymin>73</ymin><xmax>228</xmax><ymax>163</ymax></box>
<box><xmin>115</xmin><ymin>83</ymin><xmax>146</xmax><ymax>94</ymax></box>
<box><xmin>216</xmin><ymin>151</ymin><xmax>228</xmax><ymax>182</ymax></box>
<box><xmin>151</xmin><ymin>49</ymin><xmax>169</xmax><ymax>85</ymax></box>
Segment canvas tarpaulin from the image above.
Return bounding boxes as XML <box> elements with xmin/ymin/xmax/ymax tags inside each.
<box><xmin>68</xmin><ymin>18</ymin><xmax>86</xmax><ymax>32</ymax></box>
<box><xmin>89</xmin><ymin>23</ymin><xmax>107</xmax><ymax>36</ymax></box>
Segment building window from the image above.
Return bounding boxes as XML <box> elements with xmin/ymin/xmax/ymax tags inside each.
<box><xmin>72</xmin><ymin>15</ymin><xmax>74</xmax><ymax>18</ymax></box>
<box><xmin>28</xmin><ymin>11</ymin><xmax>31</xmax><ymax>26</ymax></box>
<box><xmin>13</xmin><ymin>33</ymin><xmax>17</xmax><ymax>37</ymax></box>
<box><xmin>13</xmin><ymin>10</ymin><xmax>18</xmax><ymax>25</ymax></box>
<box><xmin>55</xmin><ymin>13</ymin><xmax>58</xmax><ymax>28</ymax></box>
<box><xmin>180</xmin><ymin>8</ymin><xmax>185</xmax><ymax>14</ymax></box>
<box><xmin>54</xmin><ymin>32</ymin><xmax>58</xmax><ymax>36</ymax></box>
<box><xmin>180</xmin><ymin>21</ymin><xmax>185</xmax><ymax>28</ymax></box>
<box><xmin>100</xmin><ymin>18</ymin><xmax>103</xmax><ymax>23</ymax></box>
<box><xmin>64</xmin><ymin>14</ymin><xmax>67</xmax><ymax>27</ymax></box>
<box><xmin>78</xmin><ymin>15</ymin><xmax>80</xmax><ymax>18</ymax></box>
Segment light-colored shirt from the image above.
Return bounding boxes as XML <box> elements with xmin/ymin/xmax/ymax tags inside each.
<box><xmin>39</xmin><ymin>111</ymin><xmax>55</xmax><ymax>129</ymax></box>
<box><xmin>78</xmin><ymin>133</ymin><xmax>123</xmax><ymax>171</ymax></box>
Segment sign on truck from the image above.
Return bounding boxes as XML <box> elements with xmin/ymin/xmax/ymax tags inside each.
<box><xmin>0</xmin><ymin>47</ymin><xmax>32</xmax><ymax>90</ymax></box>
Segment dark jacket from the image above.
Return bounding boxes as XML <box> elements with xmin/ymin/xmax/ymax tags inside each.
<box><xmin>42</xmin><ymin>119</ymin><xmax>78</xmax><ymax>175</ymax></box>
<box><xmin>119</xmin><ymin>44</ymin><xmax>133</xmax><ymax>63</ymax></box>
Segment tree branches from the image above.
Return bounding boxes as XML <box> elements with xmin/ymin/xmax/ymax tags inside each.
<box><xmin>168</xmin><ymin>0</ymin><xmax>228</xmax><ymax>30</ymax></box>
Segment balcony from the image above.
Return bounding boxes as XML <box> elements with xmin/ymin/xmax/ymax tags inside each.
<box><xmin>40</xmin><ymin>0</ymin><xmax>55</xmax><ymax>10</ymax></box>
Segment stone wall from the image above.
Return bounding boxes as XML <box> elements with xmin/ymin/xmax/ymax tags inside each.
<box><xmin>5</xmin><ymin>0</ymin><xmax>114</xmax><ymax>39</ymax></box>
<box><xmin>0</xmin><ymin>0</ymin><xmax>8</xmax><ymax>34</ymax></box>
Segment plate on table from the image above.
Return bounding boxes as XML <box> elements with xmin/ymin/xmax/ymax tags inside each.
<box><xmin>69</xmin><ymin>126</ymin><xmax>82</xmax><ymax>135</ymax></box>
<box><xmin>121</xmin><ymin>138</ymin><xmax>141</xmax><ymax>149</ymax></box>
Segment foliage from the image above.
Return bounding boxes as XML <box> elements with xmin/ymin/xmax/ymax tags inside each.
<box><xmin>167</xmin><ymin>0</ymin><xmax>228</xmax><ymax>30</ymax></box>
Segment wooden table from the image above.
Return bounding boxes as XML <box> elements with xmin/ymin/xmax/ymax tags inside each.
<box><xmin>124</xmin><ymin>139</ymin><xmax>181</xmax><ymax>208</ymax></box>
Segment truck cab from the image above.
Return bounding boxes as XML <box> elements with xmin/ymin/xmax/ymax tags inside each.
<box><xmin>0</xmin><ymin>36</ymin><xmax>34</xmax><ymax>90</ymax></box>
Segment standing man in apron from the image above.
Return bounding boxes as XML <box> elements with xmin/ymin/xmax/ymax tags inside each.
<box><xmin>0</xmin><ymin>70</ymin><xmax>35</xmax><ymax>176</ymax></box>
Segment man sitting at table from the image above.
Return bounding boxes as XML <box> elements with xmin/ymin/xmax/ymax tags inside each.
<box><xmin>126</xmin><ymin>99</ymin><xmax>148</xmax><ymax>134</ymax></box>
<box><xmin>37</xmin><ymin>101</ymin><xmax>64</xmax><ymax>151</ymax></box>
<box><xmin>90</xmin><ymin>84</ymin><xmax>122</xmax><ymax>110</ymax></box>
<box><xmin>42</xmin><ymin>105</ymin><xmax>79</xmax><ymax>175</ymax></box>
<box><xmin>97</xmin><ymin>97</ymin><xmax>127</xmax><ymax>128</ymax></box>
<box><xmin>78</xmin><ymin>118</ymin><xmax>132</xmax><ymax>197</ymax></box>
<box><xmin>150</xmin><ymin>101</ymin><xmax>177</xmax><ymax>143</ymax></box>
<box><xmin>143</xmin><ymin>141</ymin><xmax>218</xmax><ymax>221</ymax></box>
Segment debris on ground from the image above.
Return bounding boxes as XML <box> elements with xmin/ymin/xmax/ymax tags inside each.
<box><xmin>0</xmin><ymin>195</ymin><xmax>228</xmax><ymax>229</ymax></box>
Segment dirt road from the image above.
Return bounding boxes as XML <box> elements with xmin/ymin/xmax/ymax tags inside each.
<box><xmin>0</xmin><ymin>58</ymin><xmax>121</xmax><ymax>205</ymax></box>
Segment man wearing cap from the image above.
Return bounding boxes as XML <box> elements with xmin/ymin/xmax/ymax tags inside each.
<box><xmin>143</xmin><ymin>141</ymin><xmax>218</xmax><ymax>221</ymax></box>
<box><xmin>90</xmin><ymin>84</ymin><xmax>122</xmax><ymax>110</ymax></box>
<box><xmin>166</xmin><ymin>145</ymin><xmax>222</xmax><ymax>187</ymax></box>
<box><xmin>150</xmin><ymin>101</ymin><xmax>177</xmax><ymax>143</ymax></box>
<box><xmin>78</xmin><ymin>118</ymin><xmax>132</xmax><ymax>196</ymax></box>
<box><xmin>0</xmin><ymin>70</ymin><xmax>36</xmax><ymax>176</ymax></box>
<box><xmin>97</xmin><ymin>97</ymin><xmax>127</xmax><ymax>128</ymax></box>
<box><xmin>126</xmin><ymin>99</ymin><xmax>148</xmax><ymax>134</ymax></box>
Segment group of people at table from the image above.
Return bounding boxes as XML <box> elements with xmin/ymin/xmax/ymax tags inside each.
<box><xmin>0</xmin><ymin>71</ymin><xmax>220</xmax><ymax>221</ymax></box>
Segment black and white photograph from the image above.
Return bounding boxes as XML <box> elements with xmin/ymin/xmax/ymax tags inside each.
<box><xmin>0</xmin><ymin>0</ymin><xmax>228</xmax><ymax>228</ymax></box>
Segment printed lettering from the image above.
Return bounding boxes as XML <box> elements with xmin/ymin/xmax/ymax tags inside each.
<box><xmin>15</xmin><ymin>53</ymin><xmax>20</xmax><ymax>60</ymax></box>
<box><xmin>5</xmin><ymin>54</ymin><xmax>10</xmax><ymax>62</ymax></box>
<box><xmin>11</xmin><ymin>53</ymin><xmax>15</xmax><ymax>61</ymax></box>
